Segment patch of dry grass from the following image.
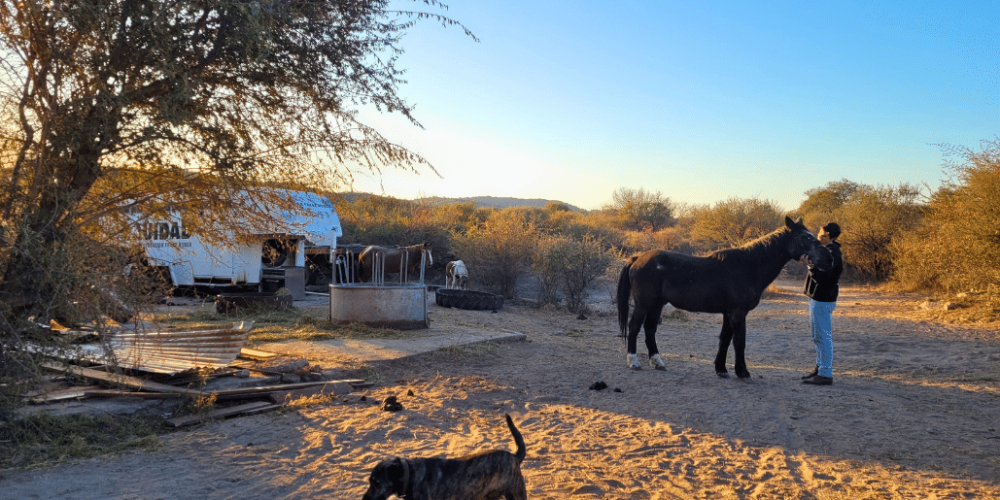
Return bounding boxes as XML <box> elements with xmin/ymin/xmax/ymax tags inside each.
<box><xmin>249</xmin><ymin>316</ymin><xmax>419</xmax><ymax>344</ymax></box>
<box><xmin>871</xmin><ymin>282</ymin><xmax>1000</xmax><ymax>330</ymax></box>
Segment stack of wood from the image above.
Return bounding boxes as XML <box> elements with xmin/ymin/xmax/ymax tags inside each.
<box><xmin>28</xmin><ymin>346</ymin><xmax>370</xmax><ymax>429</ymax></box>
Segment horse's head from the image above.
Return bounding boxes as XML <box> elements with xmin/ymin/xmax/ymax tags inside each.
<box><xmin>785</xmin><ymin>216</ymin><xmax>833</xmax><ymax>271</ymax></box>
<box><xmin>421</xmin><ymin>243</ymin><xmax>433</xmax><ymax>267</ymax></box>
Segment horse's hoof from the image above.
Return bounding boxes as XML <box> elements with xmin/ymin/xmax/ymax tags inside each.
<box><xmin>738</xmin><ymin>376</ymin><xmax>754</xmax><ymax>383</ymax></box>
<box><xmin>627</xmin><ymin>354</ymin><xmax>641</xmax><ymax>370</ymax></box>
<box><xmin>649</xmin><ymin>354</ymin><xmax>667</xmax><ymax>371</ymax></box>
<box><xmin>716</xmin><ymin>372</ymin><xmax>730</xmax><ymax>378</ymax></box>
<box><xmin>629</xmin><ymin>365</ymin><xmax>642</xmax><ymax>371</ymax></box>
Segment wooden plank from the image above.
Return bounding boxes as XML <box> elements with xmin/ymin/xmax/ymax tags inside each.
<box><xmin>83</xmin><ymin>390</ymin><xmax>184</xmax><ymax>399</ymax></box>
<box><xmin>40</xmin><ymin>362</ymin><xmax>206</xmax><ymax>397</ymax></box>
<box><xmin>238</xmin><ymin>347</ymin><xmax>279</xmax><ymax>360</ymax></box>
<box><xmin>164</xmin><ymin>401</ymin><xmax>278</xmax><ymax>428</ymax></box>
<box><xmin>21</xmin><ymin>380</ymin><xmax>84</xmax><ymax>399</ymax></box>
<box><xmin>207</xmin><ymin>379</ymin><xmax>366</xmax><ymax>397</ymax></box>
<box><xmin>42</xmin><ymin>363</ymin><xmax>367</xmax><ymax>400</ymax></box>
<box><xmin>25</xmin><ymin>385</ymin><xmax>102</xmax><ymax>404</ymax></box>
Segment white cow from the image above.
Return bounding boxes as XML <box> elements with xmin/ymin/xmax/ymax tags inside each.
<box><xmin>445</xmin><ymin>260</ymin><xmax>469</xmax><ymax>289</ymax></box>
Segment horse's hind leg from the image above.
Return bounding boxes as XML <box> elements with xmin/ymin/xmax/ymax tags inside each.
<box><xmin>714</xmin><ymin>317</ymin><xmax>734</xmax><ymax>378</ymax></box>
<box><xmin>643</xmin><ymin>304</ymin><xmax>667</xmax><ymax>370</ymax></box>
<box><xmin>626</xmin><ymin>304</ymin><xmax>647</xmax><ymax>369</ymax></box>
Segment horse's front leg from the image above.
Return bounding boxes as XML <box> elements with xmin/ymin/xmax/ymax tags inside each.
<box><xmin>643</xmin><ymin>304</ymin><xmax>666</xmax><ymax>370</ymax></box>
<box><xmin>714</xmin><ymin>316</ymin><xmax>734</xmax><ymax>378</ymax></box>
<box><xmin>729</xmin><ymin>311</ymin><xmax>752</xmax><ymax>380</ymax></box>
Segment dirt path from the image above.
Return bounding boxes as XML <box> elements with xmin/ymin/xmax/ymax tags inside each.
<box><xmin>4</xmin><ymin>281</ymin><xmax>999</xmax><ymax>499</ymax></box>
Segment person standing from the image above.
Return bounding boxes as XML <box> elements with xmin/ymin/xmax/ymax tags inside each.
<box><xmin>801</xmin><ymin>222</ymin><xmax>843</xmax><ymax>386</ymax></box>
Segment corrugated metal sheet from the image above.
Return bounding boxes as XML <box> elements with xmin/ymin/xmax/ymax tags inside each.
<box><xmin>108</xmin><ymin>321</ymin><xmax>253</xmax><ymax>375</ymax></box>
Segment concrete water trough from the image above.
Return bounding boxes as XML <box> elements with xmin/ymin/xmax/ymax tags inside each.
<box><xmin>328</xmin><ymin>283</ymin><xmax>429</xmax><ymax>330</ymax></box>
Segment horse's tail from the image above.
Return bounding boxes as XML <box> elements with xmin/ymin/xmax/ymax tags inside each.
<box><xmin>617</xmin><ymin>257</ymin><xmax>635</xmax><ymax>335</ymax></box>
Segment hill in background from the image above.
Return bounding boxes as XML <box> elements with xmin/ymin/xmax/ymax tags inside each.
<box><xmin>335</xmin><ymin>192</ymin><xmax>583</xmax><ymax>212</ymax></box>
<box><xmin>416</xmin><ymin>195</ymin><xmax>582</xmax><ymax>211</ymax></box>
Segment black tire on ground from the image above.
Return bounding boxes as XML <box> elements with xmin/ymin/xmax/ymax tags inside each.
<box><xmin>435</xmin><ymin>288</ymin><xmax>504</xmax><ymax>311</ymax></box>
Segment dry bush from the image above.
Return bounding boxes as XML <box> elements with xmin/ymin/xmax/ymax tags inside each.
<box><xmin>798</xmin><ymin>180</ymin><xmax>924</xmax><ymax>283</ymax></box>
<box><xmin>620</xmin><ymin>226</ymin><xmax>690</xmax><ymax>255</ymax></box>
<box><xmin>532</xmin><ymin>236</ymin><xmax>564</xmax><ymax>306</ymax></box>
<box><xmin>686</xmin><ymin>196</ymin><xmax>785</xmax><ymax>252</ymax></box>
<box><xmin>0</xmin><ymin>229</ymin><xmax>165</xmax><ymax>416</ymax></box>
<box><xmin>450</xmin><ymin>209</ymin><xmax>538</xmax><ymax>298</ymax></box>
<box><xmin>338</xmin><ymin>195</ymin><xmax>451</xmax><ymax>258</ymax></box>
<box><xmin>891</xmin><ymin>140</ymin><xmax>1000</xmax><ymax>292</ymax></box>
<box><xmin>603</xmin><ymin>187</ymin><xmax>675</xmax><ymax>232</ymax></box>
<box><xmin>533</xmin><ymin>235</ymin><xmax>614</xmax><ymax>312</ymax></box>
<box><xmin>837</xmin><ymin>184</ymin><xmax>923</xmax><ymax>282</ymax></box>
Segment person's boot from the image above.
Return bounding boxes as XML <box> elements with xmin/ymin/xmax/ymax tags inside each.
<box><xmin>801</xmin><ymin>366</ymin><xmax>818</xmax><ymax>379</ymax></box>
<box><xmin>802</xmin><ymin>375</ymin><xmax>832</xmax><ymax>385</ymax></box>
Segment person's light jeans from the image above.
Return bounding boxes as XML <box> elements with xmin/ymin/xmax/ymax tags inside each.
<box><xmin>809</xmin><ymin>299</ymin><xmax>836</xmax><ymax>378</ymax></box>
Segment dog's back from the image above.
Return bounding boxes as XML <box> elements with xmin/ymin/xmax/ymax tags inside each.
<box><xmin>363</xmin><ymin>414</ymin><xmax>528</xmax><ymax>500</ymax></box>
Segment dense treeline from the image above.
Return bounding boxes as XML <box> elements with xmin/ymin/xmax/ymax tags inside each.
<box><xmin>337</xmin><ymin>139</ymin><xmax>1000</xmax><ymax>305</ymax></box>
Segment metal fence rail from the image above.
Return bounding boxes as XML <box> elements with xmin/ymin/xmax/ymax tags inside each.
<box><xmin>335</xmin><ymin>246</ymin><xmax>427</xmax><ymax>287</ymax></box>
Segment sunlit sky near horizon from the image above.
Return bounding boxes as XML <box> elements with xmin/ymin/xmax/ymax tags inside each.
<box><xmin>346</xmin><ymin>0</ymin><xmax>999</xmax><ymax>212</ymax></box>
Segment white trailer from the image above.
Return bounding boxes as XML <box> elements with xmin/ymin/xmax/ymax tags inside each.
<box><xmin>135</xmin><ymin>190</ymin><xmax>342</xmax><ymax>299</ymax></box>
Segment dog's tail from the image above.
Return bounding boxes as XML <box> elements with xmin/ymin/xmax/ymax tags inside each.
<box><xmin>505</xmin><ymin>414</ymin><xmax>526</xmax><ymax>464</ymax></box>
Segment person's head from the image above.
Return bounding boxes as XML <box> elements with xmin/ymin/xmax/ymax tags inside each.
<box><xmin>818</xmin><ymin>222</ymin><xmax>841</xmax><ymax>244</ymax></box>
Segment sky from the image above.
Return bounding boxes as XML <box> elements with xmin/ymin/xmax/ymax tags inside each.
<box><xmin>347</xmin><ymin>0</ymin><xmax>1000</xmax><ymax>212</ymax></box>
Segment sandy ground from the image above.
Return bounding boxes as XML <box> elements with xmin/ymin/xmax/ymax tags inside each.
<box><xmin>3</xmin><ymin>280</ymin><xmax>1000</xmax><ymax>499</ymax></box>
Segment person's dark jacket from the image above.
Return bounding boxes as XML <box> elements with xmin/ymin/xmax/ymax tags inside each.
<box><xmin>804</xmin><ymin>241</ymin><xmax>843</xmax><ymax>302</ymax></box>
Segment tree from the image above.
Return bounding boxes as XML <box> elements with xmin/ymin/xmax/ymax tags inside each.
<box><xmin>837</xmin><ymin>183</ymin><xmax>923</xmax><ymax>282</ymax></box>
<box><xmin>604</xmin><ymin>187</ymin><xmax>674</xmax><ymax>232</ymax></box>
<box><xmin>796</xmin><ymin>180</ymin><xmax>924</xmax><ymax>283</ymax></box>
<box><xmin>450</xmin><ymin>209</ymin><xmax>538</xmax><ymax>298</ymax></box>
<box><xmin>798</xmin><ymin>179</ymin><xmax>861</xmax><ymax>226</ymax></box>
<box><xmin>687</xmin><ymin>196</ymin><xmax>785</xmax><ymax>251</ymax></box>
<box><xmin>0</xmin><ymin>0</ymin><xmax>472</xmax><ymax>409</ymax></box>
<box><xmin>892</xmin><ymin>140</ymin><xmax>1000</xmax><ymax>291</ymax></box>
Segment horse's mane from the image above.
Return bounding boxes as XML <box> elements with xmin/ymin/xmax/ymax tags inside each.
<box><xmin>709</xmin><ymin>226</ymin><xmax>790</xmax><ymax>262</ymax></box>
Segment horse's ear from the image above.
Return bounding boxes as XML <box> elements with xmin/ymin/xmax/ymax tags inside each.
<box><xmin>785</xmin><ymin>216</ymin><xmax>803</xmax><ymax>229</ymax></box>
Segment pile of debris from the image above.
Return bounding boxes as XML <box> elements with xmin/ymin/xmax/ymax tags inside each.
<box><xmin>22</xmin><ymin>321</ymin><xmax>369</xmax><ymax>428</ymax></box>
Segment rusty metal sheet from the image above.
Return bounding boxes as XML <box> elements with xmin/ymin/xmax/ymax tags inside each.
<box><xmin>108</xmin><ymin>321</ymin><xmax>254</xmax><ymax>375</ymax></box>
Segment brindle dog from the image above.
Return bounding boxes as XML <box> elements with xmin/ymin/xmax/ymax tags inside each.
<box><xmin>362</xmin><ymin>414</ymin><xmax>527</xmax><ymax>500</ymax></box>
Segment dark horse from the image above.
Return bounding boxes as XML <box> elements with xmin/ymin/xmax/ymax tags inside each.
<box><xmin>617</xmin><ymin>217</ymin><xmax>833</xmax><ymax>379</ymax></box>
<box><xmin>358</xmin><ymin>243</ymin><xmax>433</xmax><ymax>283</ymax></box>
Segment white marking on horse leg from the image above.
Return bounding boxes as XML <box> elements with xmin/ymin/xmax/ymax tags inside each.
<box><xmin>649</xmin><ymin>354</ymin><xmax>666</xmax><ymax>371</ymax></box>
<box><xmin>627</xmin><ymin>353</ymin><xmax>641</xmax><ymax>370</ymax></box>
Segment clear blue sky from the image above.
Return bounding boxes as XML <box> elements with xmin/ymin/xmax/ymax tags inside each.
<box><xmin>350</xmin><ymin>0</ymin><xmax>1000</xmax><ymax>211</ymax></box>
